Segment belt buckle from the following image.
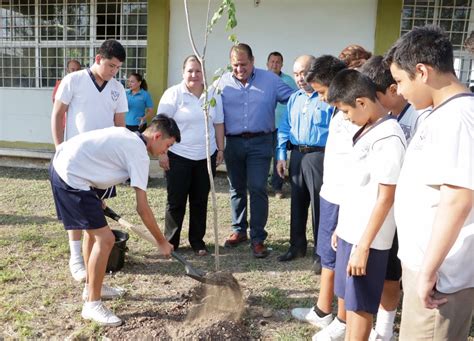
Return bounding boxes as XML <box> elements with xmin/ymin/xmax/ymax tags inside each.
<box><xmin>299</xmin><ymin>145</ymin><xmax>308</xmax><ymax>153</ymax></box>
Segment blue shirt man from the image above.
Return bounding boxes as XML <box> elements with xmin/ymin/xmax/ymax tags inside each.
<box><xmin>275</xmin><ymin>55</ymin><xmax>333</xmax><ymax>267</ymax></box>
<box><xmin>267</xmin><ymin>51</ymin><xmax>298</xmax><ymax>196</ymax></box>
<box><xmin>219</xmin><ymin>43</ymin><xmax>294</xmax><ymax>258</ymax></box>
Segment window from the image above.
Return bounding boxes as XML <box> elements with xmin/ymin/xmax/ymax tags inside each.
<box><xmin>401</xmin><ymin>0</ymin><xmax>474</xmax><ymax>86</ymax></box>
<box><xmin>0</xmin><ymin>0</ymin><xmax>147</xmax><ymax>88</ymax></box>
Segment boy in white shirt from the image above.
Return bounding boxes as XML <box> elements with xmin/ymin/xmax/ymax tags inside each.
<box><xmin>50</xmin><ymin>115</ymin><xmax>179</xmax><ymax>326</ymax></box>
<box><xmin>359</xmin><ymin>55</ymin><xmax>426</xmax><ymax>340</ymax></box>
<box><xmin>384</xmin><ymin>25</ymin><xmax>474</xmax><ymax>340</ymax></box>
<box><xmin>327</xmin><ymin>69</ymin><xmax>406</xmax><ymax>340</ymax></box>
<box><xmin>51</xmin><ymin>39</ymin><xmax>128</xmax><ymax>282</ymax></box>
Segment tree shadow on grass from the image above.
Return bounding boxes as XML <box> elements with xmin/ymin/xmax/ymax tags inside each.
<box><xmin>0</xmin><ymin>166</ymin><xmax>50</xmax><ymax>181</ymax></box>
<box><xmin>0</xmin><ymin>213</ymin><xmax>57</xmax><ymax>226</ymax></box>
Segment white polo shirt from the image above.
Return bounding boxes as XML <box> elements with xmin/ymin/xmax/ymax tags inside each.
<box><xmin>393</xmin><ymin>104</ymin><xmax>430</xmax><ymax>145</ymax></box>
<box><xmin>395</xmin><ymin>93</ymin><xmax>474</xmax><ymax>294</ymax></box>
<box><xmin>157</xmin><ymin>81</ymin><xmax>224</xmax><ymax>160</ymax></box>
<box><xmin>319</xmin><ymin>110</ymin><xmax>359</xmax><ymax>205</ymax></box>
<box><xmin>53</xmin><ymin>127</ymin><xmax>150</xmax><ymax>191</ymax></box>
<box><xmin>55</xmin><ymin>69</ymin><xmax>128</xmax><ymax>141</ymax></box>
<box><xmin>337</xmin><ymin>116</ymin><xmax>406</xmax><ymax>250</ymax></box>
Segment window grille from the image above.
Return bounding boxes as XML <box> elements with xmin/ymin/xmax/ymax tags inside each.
<box><xmin>0</xmin><ymin>0</ymin><xmax>147</xmax><ymax>88</ymax></box>
<box><xmin>401</xmin><ymin>0</ymin><xmax>474</xmax><ymax>87</ymax></box>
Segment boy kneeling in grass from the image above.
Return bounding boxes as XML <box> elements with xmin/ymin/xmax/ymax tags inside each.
<box><xmin>49</xmin><ymin>114</ymin><xmax>180</xmax><ymax>326</ymax></box>
<box><xmin>326</xmin><ymin>69</ymin><xmax>406</xmax><ymax>340</ymax></box>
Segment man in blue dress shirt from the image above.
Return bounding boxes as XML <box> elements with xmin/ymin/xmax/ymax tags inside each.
<box><xmin>276</xmin><ymin>55</ymin><xmax>333</xmax><ymax>270</ymax></box>
<box><xmin>220</xmin><ymin>43</ymin><xmax>295</xmax><ymax>258</ymax></box>
<box><xmin>267</xmin><ymin>51</ymin><xmax>298</xmax><ymax>199</ymax></box>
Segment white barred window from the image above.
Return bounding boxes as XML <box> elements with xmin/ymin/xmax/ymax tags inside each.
<box><xmin>401</xmin><ymin>0</ymin><xmax>474</xmax><ymax>86</ymax></box>
<box><xmin>0</xmin><ymin>0</ymin><xmax>147</xmax><ymax>88</ymax></box>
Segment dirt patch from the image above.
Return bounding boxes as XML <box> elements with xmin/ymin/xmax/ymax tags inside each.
<box><xmin>104</xmin><ymin>272</ymin><xmax>249</xmax><ymax>340</ymax></box>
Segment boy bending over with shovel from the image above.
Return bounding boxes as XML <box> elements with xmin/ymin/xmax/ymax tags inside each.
<box><xmin>49</xmin><ymin>114</ymin><xmax>180</xmax><ymax>326</ymax></box>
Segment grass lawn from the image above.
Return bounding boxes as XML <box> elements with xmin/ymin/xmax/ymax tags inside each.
<box><xmin>0</xmin><ymin>166</ymin><xmax>472</xmax><ymax>339</ymax></box>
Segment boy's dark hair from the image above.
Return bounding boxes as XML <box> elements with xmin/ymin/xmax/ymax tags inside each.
<box><xmin>149</xmin><ymin>114</ymin><xmax>181</xmax><ymax>143</ymax></box>
<box><xmin>129</xmin><ymin>72</ymin><xmax>148</xmax><ymax>91</ymax></box>
<box><xmin>359</xmin><ymin>55</ymin><xmax>394</xmax><ymax>93</ymax></box>
<box><xmin>98</xmin><ymin>39</ymin><xmax>126</xmax><ymax>62</ymax></box>
<box><xmin>267</xmin><ymin>51</ymin><xmax>283</xmax><ymax>62</ymax></box>
<box><xmin>182</xmin><ymin>55</ymin><xmax>201</xmax><ymax>70</ymax></box>
<box><xmin>327</xmin><ymin>69</ymin><xmax>377</xmax><ymax>107</ymax></box>
<box><xmin>230</xmin><ymin>43</ymin><xmax>254</xmax><ymax>60</ymax></box>
<box><xmin>305</xmin><ymin>55</ymin><xmax>347</xmax><ymax>86</ymax></box>
<box><xmin>383</xmin><ymin>25</ymin><xmax>454</xmax><ymax>79</ymax></box>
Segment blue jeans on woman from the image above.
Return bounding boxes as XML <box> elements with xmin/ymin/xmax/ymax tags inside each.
<box><xmin>224</xmin><ymin>133</ymin><xmax>273</xmax><ymax>244</ymax></box>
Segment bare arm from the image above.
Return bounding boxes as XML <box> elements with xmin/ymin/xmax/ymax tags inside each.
<box><xmin>214</xmin><ymin>123</ymin><xmax>225</xmax><ymax>165</ymax></box>
<box><xmin>51</xmin><ymin>100</ymin><xmax>69</xmax><ymax>147</ymax></box>
<box><xmin>134</xmin><ymin>187</ymin><xmax>173</xmax><ymax>256</ymax></box>
<box><xmin>114</xmin><ymin>112</ymin><xmax>125</xmax><ymax>127</ymax></box>
<box><xmin>417</xmin><ymin>184</ymin><xmax>473</xmax><ymax>308</ymax></box>
<box><xmin>347</xmin><ymin>183</ymin><xmax>396</xmax><ymax>276</ymax></box>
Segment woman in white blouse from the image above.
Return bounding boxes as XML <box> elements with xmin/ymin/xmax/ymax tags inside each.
<box><xmin>157</xmin><ymin>55</ymin><xmax>225</xmax><ymax>256</ymax></box>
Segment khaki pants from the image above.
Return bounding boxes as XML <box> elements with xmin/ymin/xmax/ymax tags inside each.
<box><xmin>400</xmin><ymin>265</ymin><xmax>474</xmax><ymax>341</ymax></box>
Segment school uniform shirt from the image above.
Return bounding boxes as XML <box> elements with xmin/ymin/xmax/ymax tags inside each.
<box><xmin>391</xmin><ymin>104</ymin><xmax>430</xmax><ymax>145</ymax></box>
<box><xmin>319</xmin><ymin>110</ymin><xmax>359</xmax><ymax>205</ymax></box>
<box><xmin>395</xmin><ymin>93</ymin><xmax>474</xmax><ymax>294</ymax></box>
<box><xmin>276</xmin><ymin>90</ymin><xmax>333</xmax><ymax>161</ymax></box>
<box><xmin>125</xmin><ymin>88</ymin><xmax>154</xmax><ymax>126</ymax></box>
<box><xmin>157</xmin><ymin>81</ymin><xmax>224</xmax><ymax>160</ymax></box>
<box><xmin>53</xmin><ymin>127</ymin><xmax>149</xmax><ymax>191</ymax></box>
<box><xmin>336</xmin><ymin>116</ymin><xmax>406</xmax><ymax>250</ymax></box>
<box><xmin>55</xmin><ymin>68</ymin><xmax>128</xmax><ymax>141</ymax></box>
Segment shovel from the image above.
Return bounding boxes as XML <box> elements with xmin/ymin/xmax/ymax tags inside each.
<box><xmin>103</xmin><ymin>206</ymin><xmax>224</xmax><ymax>286</ymax></box>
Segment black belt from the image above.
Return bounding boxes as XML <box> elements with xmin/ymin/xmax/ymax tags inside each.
<box><xmin>226</xmin><ymin>131</ymin><xmax>269</xmax><ymax>138</ymax></box>
<box><xmin>291</xmin><ymin>144</ymin><xmax>325</xmax><ymax>153</ymax></box>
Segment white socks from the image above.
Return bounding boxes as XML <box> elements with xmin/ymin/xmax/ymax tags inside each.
<box><xmin>84</xmin><ymin>300</ymin><xmax>101</xmax><ymax>308</ymax></box>
<box><xmin>375</xmin><ymin>309</ymin><xmax>396</xmax><ymax>340</ymax></box>
<box><xmin>69</xmin><ymin>240</ymin><xmax>82</xmax><ymax>262</ymax></box>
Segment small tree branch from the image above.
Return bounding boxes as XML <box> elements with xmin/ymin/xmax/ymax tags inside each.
<box><xmin>184</xmin><ymin>0</ymin><xmax>202</xmax><ymax>59</ymax></box>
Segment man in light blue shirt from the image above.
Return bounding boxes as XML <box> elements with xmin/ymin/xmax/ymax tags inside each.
<box><xmin>220</xmin><ymin>43</ymin><xmax>294</xmax><ymax>258</ymax></box>
<box><xmin>267</xmin><ymin>51</ymin><xmax>298</xmax><ymax>198</ymax></box>
<box><xmin>276</xmin><ymin>55</ymin><xmax>333</xmax><ymax>268</ymax></box>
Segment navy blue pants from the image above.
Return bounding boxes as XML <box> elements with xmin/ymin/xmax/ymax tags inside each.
<box><xmin>224</xmin><ymin>134</ymin><xmax>273</xmax><ymax>243</ymax></box>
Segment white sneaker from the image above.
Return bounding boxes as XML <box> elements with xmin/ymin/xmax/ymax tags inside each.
<box><xmin>312</xmin><ymin>317</ymin><xmax>346</xmax><ymax>341</ymax></box>
<box><xmin>81</xmin><ymin>301</ymin><xmax>122</xmax><ymax>326</ymax></box>
<box><xmin>291</xmin><ymin>307</ymin><xmax>334</xmax><ymax>328</ymax></box>
<box><xmin>82</xmin><ymin>284</ymin><xmax>126</xmax><ymax>301</ymax></box>
<box><xmin>69</xmin><ymin>259</ymin><xmax>86</xmax><ymax>282</ymax></box>
<box><xmin>369</xmin><ymin>329</ymin><xmax>393</xmax><ymax>341</ymax></box>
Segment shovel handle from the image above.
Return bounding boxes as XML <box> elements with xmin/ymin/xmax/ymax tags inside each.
<box><xmin>171</xmin><ymin>251</ymin><xmax>190</xmax><ymax>267</ymax></box>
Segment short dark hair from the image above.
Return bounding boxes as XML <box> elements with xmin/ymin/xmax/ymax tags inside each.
<box><xmin>383</xmin><ymin>25</ymin><xmax>454</xmax><ymax>79</ymax></box>
<box><xmin>327</xmin><ymin>69</ymin><xmax>377</xmax><ymax>107</ymax></box>
<box><xmin>97</xmin><ymin>39</ymin><xmax>126</xmax><ymax>62</ymax></box>
<box><xmin>267</xmin><ymin>51</ymin><xmax>283</xmax><ymax>62</ymax></box>
<box><xmin>305</xmin><ymin>55</ymin><xmax>347</xmax><ymax>86</ymax></box>
<box><xmin>148</xmin><ymin>114</ymin><xmax>181</xmax><ymax>143</ymax></box>
<box><xmin>359</xmin><ymin>55</ymin><xmax>394</xmax><ymax>93</ymax></box>
<box><xmin>230</xmin><ymin>43</ymin><xmax>254</xmax><ymax>60</ymax></box>
<box><xmin>67</xmin><ymin>59</ymin><xmax>81</xmax><ymax>68</ymax></box>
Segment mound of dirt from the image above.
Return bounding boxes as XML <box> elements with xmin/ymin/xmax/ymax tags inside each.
<box><xmin>104</xmin><ymin>272</ymin><xmax>250</xmax><ymax>340</ymax></box>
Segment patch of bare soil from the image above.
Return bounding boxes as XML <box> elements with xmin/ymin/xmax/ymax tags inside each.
<box><xmin>104</xmin><ymin>272</ymin><xmax>250</xmax><ymax>340</ymax></box>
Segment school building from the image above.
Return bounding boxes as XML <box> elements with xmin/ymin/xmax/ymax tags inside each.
<box><xmin>0</xmin><ymin>0</ymin><xmax>473</xmax><ymax>166</ymax></box>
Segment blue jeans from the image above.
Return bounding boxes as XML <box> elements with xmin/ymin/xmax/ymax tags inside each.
<box><xmin>224</xmin><ymin>134</ymin><xmax>273</xmax><ymax>243</ymax></box>
<box><xmin>270</xmin><ymin>130</ymin><xmax>284</xmax><ymax>191</ymax></box>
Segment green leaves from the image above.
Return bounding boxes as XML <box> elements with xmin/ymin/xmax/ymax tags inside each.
<box><xmin>209</xmin><ymin>97</ymin><xmax>217</xmax><ymax>107</ymax></box>
<box><xmin>208</xmin><ymin>0</ymin><xmax>238</xmax><ymax>34</ymax></box>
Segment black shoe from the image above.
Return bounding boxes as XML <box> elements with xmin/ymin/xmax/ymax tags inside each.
<box><xmin>312</xmin><ymin>255</ymin><xmax>322</xmax><ymax>274</ymax></box>
<box><xmin>278</xmin><ymin>249</ymin><xmax>306</xmax><ymax>262</ymax></box>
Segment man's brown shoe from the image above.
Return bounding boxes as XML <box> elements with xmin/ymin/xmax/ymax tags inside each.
<box><xmin>251</xmin><ymin>242</ymin><xmax>269</xmax><ymax>258</ymax></box>
<box><xmin>224</xmin><ymin>232</ymin><xmax>248</xmax><ymax>248</ymax></box>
